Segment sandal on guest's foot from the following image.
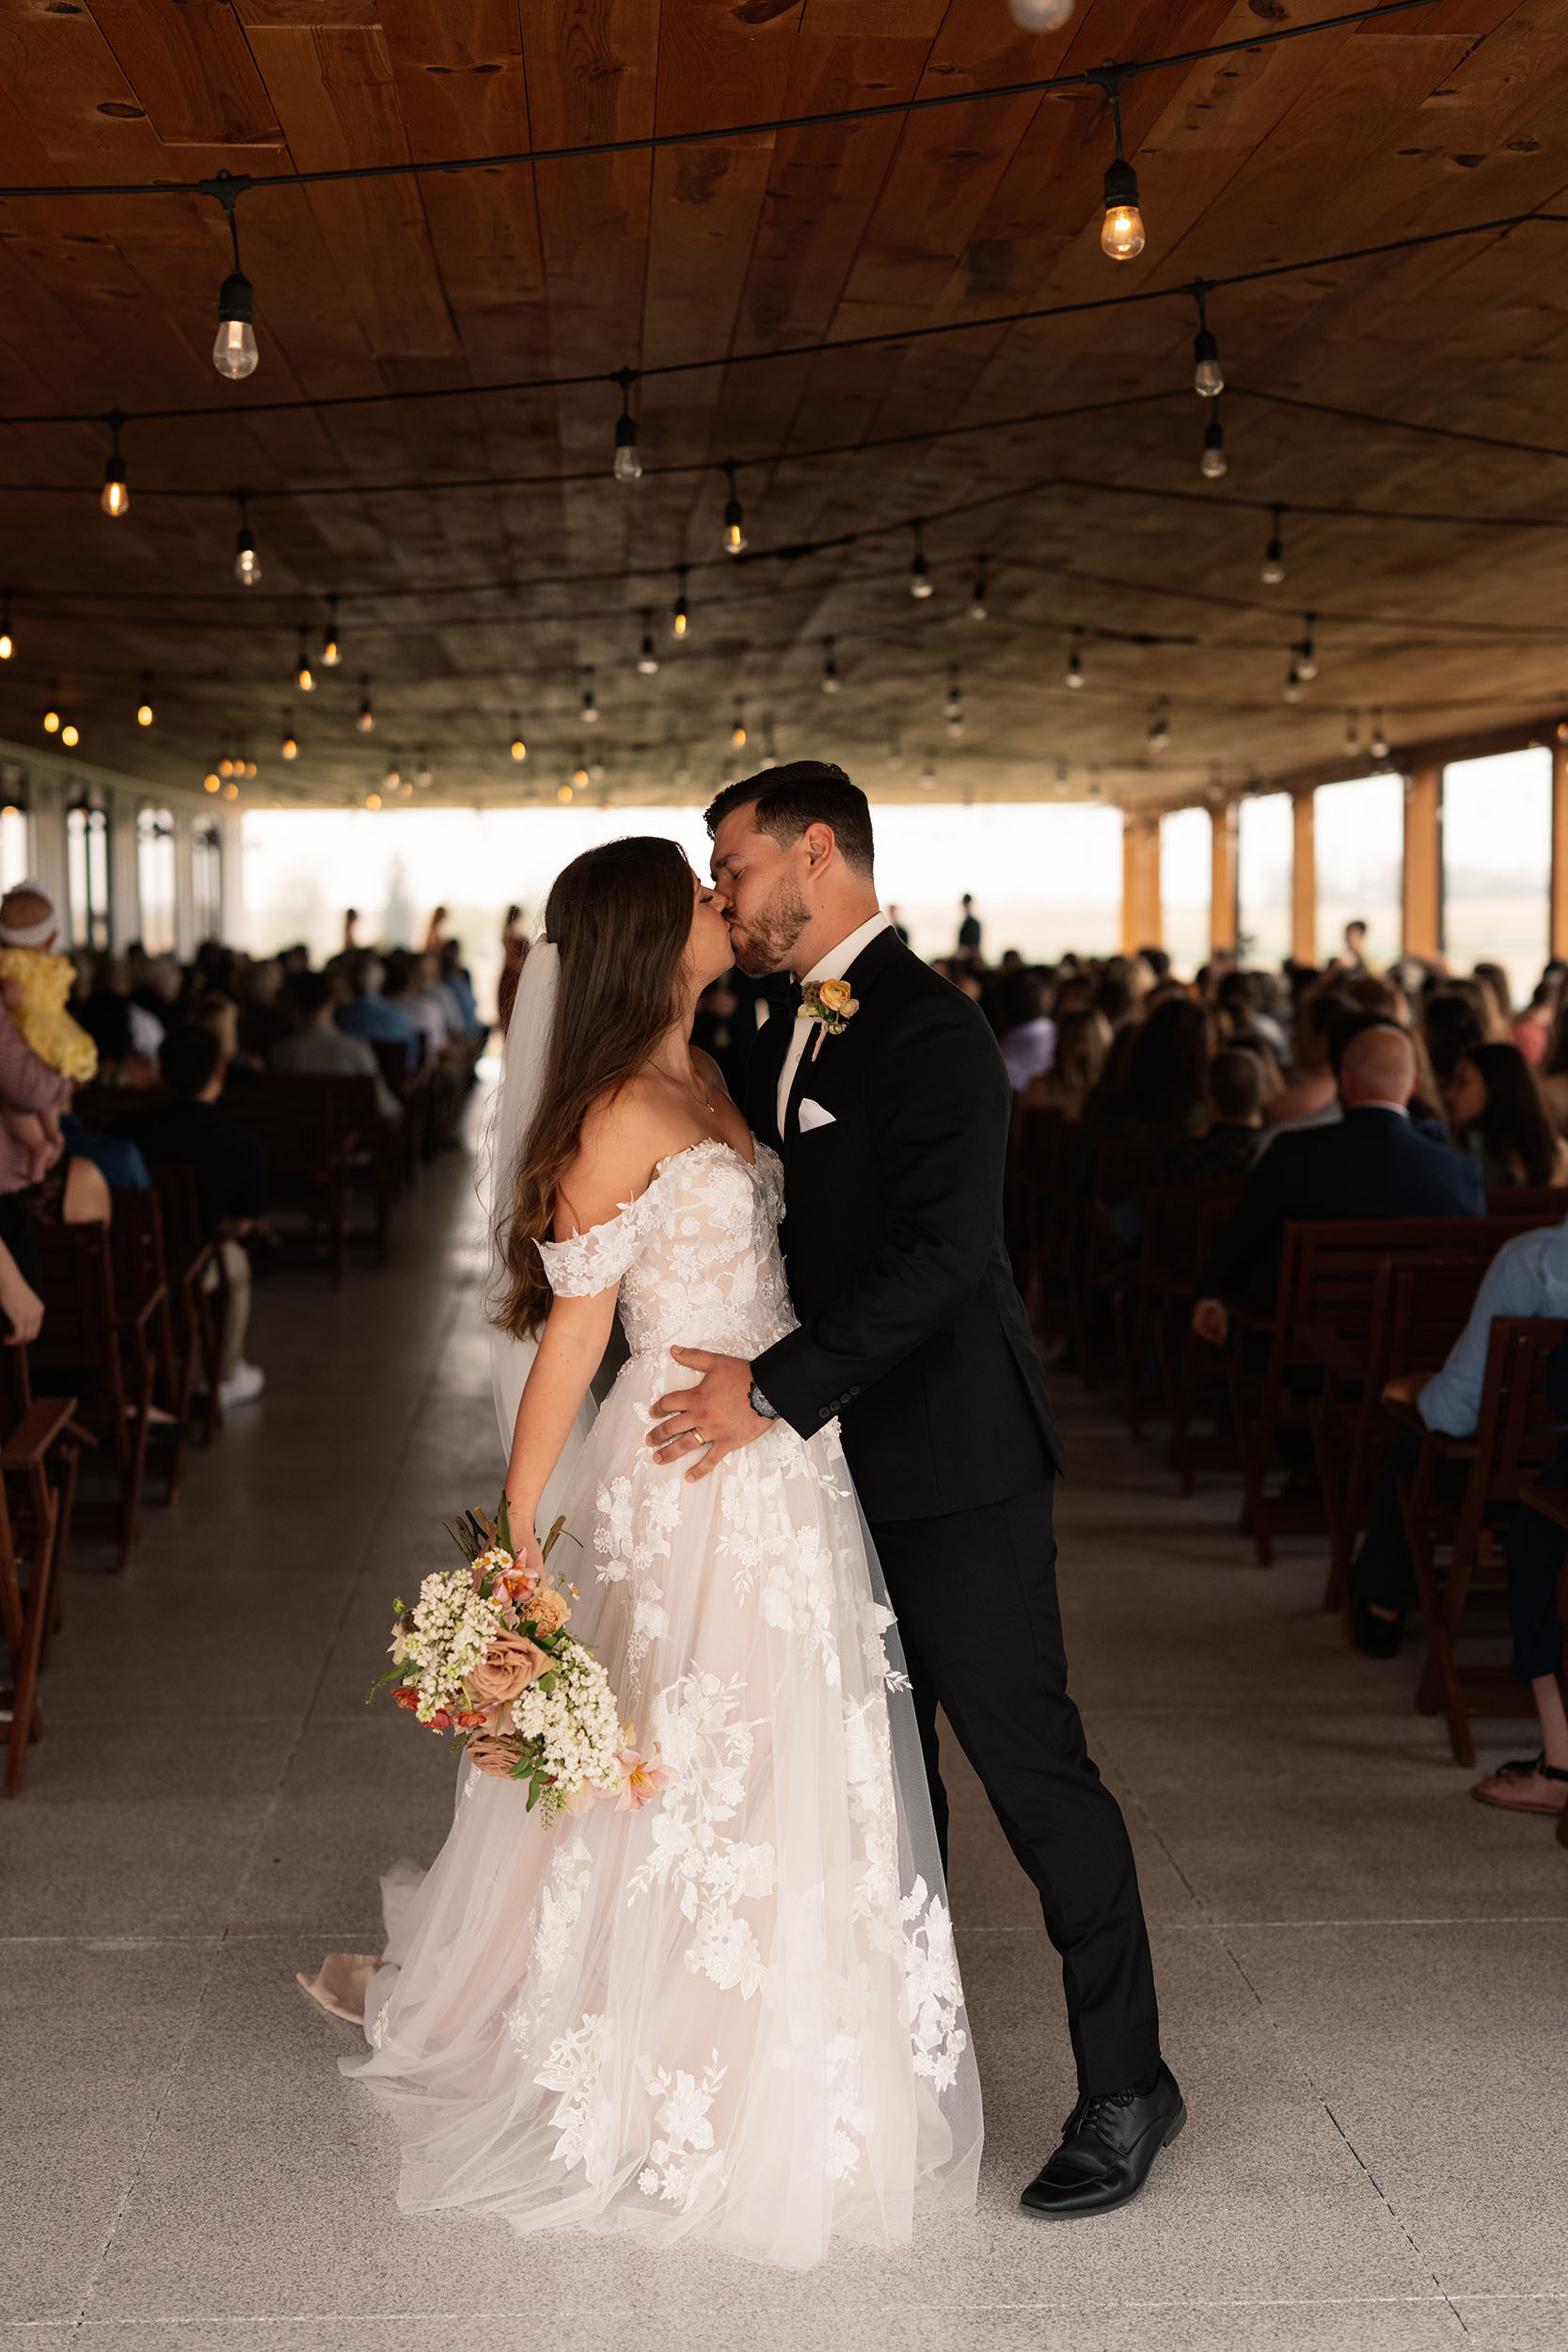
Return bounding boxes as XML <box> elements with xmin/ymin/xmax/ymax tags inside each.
<box><xmin>1471</xmin><ymin>1754</ymin><xmax>1568</xmax><ymax>1815</ymax></box>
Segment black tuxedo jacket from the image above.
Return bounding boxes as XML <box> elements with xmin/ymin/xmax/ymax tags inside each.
<box><xmin>1196</xmin><ymin>1104</ymin><xmax>1486</xmax><ymax>1313</ymax></box>
<box><xmin>747</xmin><ymin>927</ymin><xmax>1063</xmax><ymax>1522</ymax></box>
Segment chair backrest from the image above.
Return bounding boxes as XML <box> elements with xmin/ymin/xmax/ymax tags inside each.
<box><xmin>1485</xmin><ymin>1187</ymin><xmax>1568</xmax><ymax>1218</ymax></box>
<box><xmin>220</xmin><ymin>1075</ymin><xmax>347</xmax><ymax>1175</ymax></box>
<box><xmin>372</xmin><ymin>1039</ymin><xmax>408</xmax><ymax>1095</ymax></box>
<box><xmin>1142</xmin><ymin>1185</ymin><xmax>1242</xmax><ymax>1288</ymax></box>
<box><xmin>107</xmin><ymin>1186</ymin><xmax>167</xmax><ymax>1321</ymax></box>
<box><xmin>1380</xmin><ymin>1254</ymin><xmax>1492</xmax><ymax>1386</ymax></box>
<box><xmin>1009</xmin><ymin>1104</ymin><xmax>1068</xmax><ymax>1189</ymax></box>
<box><xmin>149</xmin><ymin>1161</ymin><xmax>205</xmax><ymax>1278</ymax></box>
<box><xmin>27</xmin><ymin>1220</ymin><xmax>117</xmax><ymax>1384</ymax></box>
<box><xmin>1454</xmin><ymin>1319</ymin><xmax>1568</xmax><ymax>1559</ymax></box>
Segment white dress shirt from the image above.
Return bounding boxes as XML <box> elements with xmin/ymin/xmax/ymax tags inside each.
<box><xmin>776</xmin><ymin>911</ymin><xmax>892</xmax><ymax>1136</ymax></box>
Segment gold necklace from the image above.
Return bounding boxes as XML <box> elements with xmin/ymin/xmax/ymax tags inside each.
<box><xmin>664</xmin><ymin>1061</ymin><xmax>714</xmax><ymax>1114</ymax></box>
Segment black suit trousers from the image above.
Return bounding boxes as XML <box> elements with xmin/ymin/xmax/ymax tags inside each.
<box><xmin>868</xmin><ymin>1478</ymin><xmax>1160</xmax><ymax>2099</ymax></box>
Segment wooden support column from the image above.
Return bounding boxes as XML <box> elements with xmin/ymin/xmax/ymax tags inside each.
<box><xmin>1209</xmin><ymin>801</ymin><xmax>1238</xmax><ymax>953</ymax></box>
<box><xmin>1402</xmin><ymin>761</ymin><xmax>1443</xmax><ymax>959</ymax></box>
<box><xmin>1291</xmin><ymin>789</ymin><xmax>1316</xmax><ymax>966</ymax></box>
<box><xmin>1552</xmin><ymin>741</ymin><xmax>1568</xmax><ymax>961</ymax></box>
<box><xmin>1121</xmin><ymin>814</ymin><xmax>1161</xmax><ymax>954</ymax></box>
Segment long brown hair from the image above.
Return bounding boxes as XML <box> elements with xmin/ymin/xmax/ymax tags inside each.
<box><xmin>494</xmin><ymin>835</ymin><xmax>693</xmax><ymax>1339</ymax></box>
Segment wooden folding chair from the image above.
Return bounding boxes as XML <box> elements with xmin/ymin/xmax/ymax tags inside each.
<box><xmin>29</xmin><ymin>1220</ymin><xmax>146</xmax><ymax>1575</ymax></box>
<box><xmin>149</xmin><ymin>1162</ymin><xmax>221</xmax><ymax>1441</ymax></box>
<box><xmin>221</xmin><ymin>1076</ymin><xmax>354</xmax><ymax>1286</ymax></box>
<box><xmin>0</xmin><ymin>1391</ymin><xmax>80</xmax><ymax>1795</ymax></box>
<box><xmin>1484</xmin><ymin>1187</ymin><xmax>1568</xmax><ymax>1218</ymax></box>
<box><xmin>1069</xmin><ymin>1135</ymin><xmax>1158</xmax><ymax>1390</ymax></box>
<box><xmin>1169</xmin><ymin>1193</ymin><xmax>1248</xmax><ymax>1496</ymax></box>
<box><xmin>1113</xmin><ymin>1184</ymin><xmax>1241</xmax><ymax>1442</ymax></box>
<box><xmin>1397</xmin><ymin>1315</ymin><xmax>1568</xmax><ymax>1765</ymax></box>
<box><xmin>109</xmin><ymin>1187</ymin><xmax>187</xmax><ymax>1502</ymax></box>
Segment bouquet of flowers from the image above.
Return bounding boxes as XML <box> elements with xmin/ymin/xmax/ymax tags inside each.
<box><xmin>383</xmin><ymin>1501</ymin><xmax>667</xmax><ymax>1826</ymax></box>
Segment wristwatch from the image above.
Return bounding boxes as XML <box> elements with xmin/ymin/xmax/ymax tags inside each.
<box><xmin>748</xmin><ymin>1379</ymin><xmax>780</xmax><ymax>1421</ymax></box>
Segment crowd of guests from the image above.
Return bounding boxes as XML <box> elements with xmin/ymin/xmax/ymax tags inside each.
<box><xmin>0</xmin><ymin>886</ymin><xmax>486</xmax><ymax>1415</ymax></box>
<box><xmin>948</xmin><ymin>907</ymin><xmax>1568</xmax><ymax>1832</ymax></box>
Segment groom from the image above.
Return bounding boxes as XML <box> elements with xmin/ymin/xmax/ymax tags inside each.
<box><xmin>648</xmin><ymin>762</ymin><xmax>1184</xmax><ymax>2217</ymax></box>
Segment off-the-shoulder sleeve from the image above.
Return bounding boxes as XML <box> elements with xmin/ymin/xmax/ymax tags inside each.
<box><xmin>535</xmin><ymin>1194</ymin><xmax>653</xmax><ymax>1298</ymax></box>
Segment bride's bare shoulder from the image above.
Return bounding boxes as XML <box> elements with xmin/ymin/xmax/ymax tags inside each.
<box><xmin>554</xmin><ymin>1074</ymin><xmax>681</xmax><ymax>1236</ymax></box>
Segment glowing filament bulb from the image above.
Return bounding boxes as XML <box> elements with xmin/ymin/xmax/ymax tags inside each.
<box><xmin>61</xmin><ymin>723</ymin><xmax>78</xmax><ymax>747</ymax></box>
<box><xmin>101</xmin><ymin>453</ymin><xmax>130</xmax><ymax>517</ymax></box>
<box><xmin>43</xmin><ymin>707</ymin><xmax>59</xmax><ymax>734</ymax></box>
<box><xmin>213</xmin><ymin>269</ymin><xmax>258</xmax><ymax>381</ymax></box>
<box><xmin>1199</xmin><ymin>419</ymin><xmax>1227</xmax><ymax>480</ymax></box>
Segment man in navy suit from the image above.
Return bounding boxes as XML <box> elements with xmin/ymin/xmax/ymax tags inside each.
<box><xmin>1191</xmin><ymin>1024</ymin><xmax>1483</xmax><ymax>1344</ymax></box>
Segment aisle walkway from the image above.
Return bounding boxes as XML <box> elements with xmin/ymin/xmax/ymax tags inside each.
<box><xmin>5</xmin><ymin>1145</ymin><xmax>1566</xmax><ymax>2352</ymax></box>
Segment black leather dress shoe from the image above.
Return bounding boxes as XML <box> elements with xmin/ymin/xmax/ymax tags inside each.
<box><xmin>1020</xmin><ymin>2062</ymin><xmax>1185</xmax><ymax>2217</ymax></box>
<box><xmin>1355</xmin><ymin>1603</ymin><xmax>1406</xmax><ymax>1659</ymax></box>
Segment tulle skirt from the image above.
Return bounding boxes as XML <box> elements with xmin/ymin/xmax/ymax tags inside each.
<box><xmin>341</xmin><ymin>1345</ymin><xmax>983</xmax><ymax>2268</ymax></box>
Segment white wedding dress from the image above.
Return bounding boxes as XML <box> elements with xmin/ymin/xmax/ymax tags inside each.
<box><xmin>341</xmin><ymin>1136</ymin><xmax>982</xmax><ymax>2267</ymax></box>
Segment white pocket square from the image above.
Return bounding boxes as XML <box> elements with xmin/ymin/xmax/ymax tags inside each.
<box><xmin>798</xmin><ymin>1098</ymin><xmax>836</xmax><ymax>1132</ymax></box>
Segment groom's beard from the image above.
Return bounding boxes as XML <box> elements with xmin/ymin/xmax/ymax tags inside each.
<box><xmin>726</xmin><ymin>870</ymin><xmax>811</xmax><ymax>977</ymax></box>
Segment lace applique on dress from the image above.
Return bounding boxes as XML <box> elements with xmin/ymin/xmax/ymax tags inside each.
<box><xmin>504</xmin><ymin>1832</ymin><xmax>594</xmax><ymax>2059</ymax></box>
<box><xmin>636</xmin><ymin>2051</ymin><xmax>730</xmax><ymax>2209</ymax></box>
<box><xmin>627</xmin><ymin>1668</ymin><xmax>775</xmax><ymax>2001</ymax></box>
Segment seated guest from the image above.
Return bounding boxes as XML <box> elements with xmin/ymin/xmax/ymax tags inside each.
<box><xmin>270</xmin><ymin>972</ymin><xmax>400</xmax><ymax>1120</ymax></box>
<box><xmin>437</xmin><ymin>939</ymin><xmax>483</xmax><ymax>1040</ymax></box>
<box><xmin>1511</xmin><ymin>973</ymin><xmax>1559</xmax><ymax>1068</ymax></box>
<box><xmin>998</xmin><ymin>970</ymin><xmax>1056</xmax><ymax>1094</ymax></box>
<box><xmin>1446</xmin><ymin>1042</ymin><xmax>1568</xmax><ymax>1189</ymax></box>
<box><xmin>59</xmin><ymin>1111</ymin><xmax>150</xmax><ymax>1192</ymax></box>
<box><xmin>1091</xmin><ymin>996</ymin><xmax>1212</xmax><ymax>1143</ymax></box>
<box><xmin>1422</xmin><ymin>986</ymin><xmax>1490</xmax><ymax>1089</ymax></box>
<box><xmin>1192</xmin><ymin>1025</ymin><xmax>1483</xmax><ymax>1340</ymax></box>
<box><xmin>88</xmin><ymin>954</ymin><xmax>165</xmax><ymax>1060</ymax></box>
<box><xmin>1266</xmin><ymin>987</ymin><xmax>1354</xmax><ymax>1132</ymax></box>
<box><xmin>382</xmin><ymin>949</ymin><xmax>448</xmax><ymax>1066</ymax></box>
<box><xmin>335</xmin><ymin>951</ymin><xmax>420</xmax><ymax>1074</ymax></box>
<box><xmin>73</xmin><ymin>990</ymin><xmax>159</xmax><ymax>1089</ymax></box>
<box><xmin>1471</xmin><ymin>1332</ymin><xmax>1568</xmax><ymax>1816</ymax></box>
<box><xmin>1020</xmin><ymin>1007</ymin><xmax>1110</xmax><ymax>1119</ymax></box>
<box><xmin>1164</xmin><ymin>1048</ymin><xmax>1264</xmax><ymax>1186</ymax></box>
<box><xmin>1351</xmin><ymin>1225</ymin><xmax>1568</xmax><ymax>1683</ymax></box>
<box><xmin>1472</xmin><ymin>961</ymin><xmax>1514</xmax><ymax>1038</ymax></box>
<box><xmin>115</xmin><ymin>1026</ymin><xmax>268</xmax><ymax>1409</ymax></box>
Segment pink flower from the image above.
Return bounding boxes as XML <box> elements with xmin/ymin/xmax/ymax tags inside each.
<box><xmin>615</xmin><ymin>1747</ymin><xmax>670</xmax><ymax>1812</ymax></box>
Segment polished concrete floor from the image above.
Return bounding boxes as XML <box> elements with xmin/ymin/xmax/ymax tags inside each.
<box><xmin>5</xmin><ymin>1141</ymin><xmax>1567</xmax><ymax>2352</ymax></box>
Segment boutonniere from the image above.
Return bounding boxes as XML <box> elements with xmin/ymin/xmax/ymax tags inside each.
<box><xmin>799</xmin><ymin>977</ymin><xmax>858</xmax><ymax>1057</ymax></box>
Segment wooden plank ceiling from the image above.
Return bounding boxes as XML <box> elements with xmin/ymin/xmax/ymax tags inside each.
<box><xmin>0</xmin><ymin>0</ymin><xmax>1565</xmax><ymax>811</ymax></box>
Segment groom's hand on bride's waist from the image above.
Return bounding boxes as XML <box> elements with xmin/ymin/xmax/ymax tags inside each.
<box><xmin>648</xmin><ymin>1348</ymin><xmax>772</xmax><ymax>1481</ymax></box>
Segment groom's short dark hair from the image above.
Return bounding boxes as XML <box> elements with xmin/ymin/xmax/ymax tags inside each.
<box><xmin>704</xmin><ymin>762</ymin><xmax>875</xmax><ymax>876</ymax></box>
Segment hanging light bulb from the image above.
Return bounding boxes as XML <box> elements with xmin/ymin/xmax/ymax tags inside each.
<box><xmin>636</xmin><ymin>610</ymin><xmax>659</xmax><ymax>675</ymax></box>
<box><xmin>730</xmin><ymin>701</ymin><xmax>747</xmax><ymax>751</ymax></box>
<box><xmin>136</xmin><ymin>673</ymin><xmax>154</xmax><ymax>727</ymax></box>
<box><xmin>101</xmin><ymin>414</ymin><xmax>130</xmax><ymax>517</ymax></box>
<box><xmin>1008</xmin><ymin>0</ymin><xmax>1074</xmax><ymax>25</ymax></box>
<box><xmin>820</xmin><ymin>638</ymin><xmax>841</xmax><ymax>695</ymax></box>
<box><xmin>1343</xmin><ymin>709</ymin><xmax>1359</xmax><ymax>754</ymax></box>
<box><xmin>1199</xmin><ymin>416</ymin><xmax>1227</xmax><ymax>480</ymax></box>
<box><xmin>364</xmin><ymin>790</ymin><xmax>381</xmax><ymax>811</ymax></box>
<box><xmin>233</xmin><ymin>499</ymin><xmax>261</xmax><ymax>586</ymax></box>
<box><xmin>0</xmin><ymin>596</ymin><xmax>13</xmax><ymax>662</ymax></box>
<box><xmin>213</xmin><ymin>230</ymin><xmax>259</xmax><ymax>381</ymax></box>
<box><xmin>612</xmin><ymin>370</ymin><xmax>642</xmax><ymax>483</ymax></box>
<box><xmin>1283</xmin><ymin>660</ymin><xmax>1303</xmax><ymax>705</ymax></box>
<box><xmin>1260</xmin><ymin>505</ymin><xmax>1286</xmax><ymax>586</ymax></box>
<box><xmin>944</xmin><ymin>667</ymin><xmax>964</xmax><ymax>739</ymax></box>
<box><xmin>1148</xmin><ymin>703</ymin><xmax>1170</xmax><ymax>753</ymax></box>
<box><xmin>968</xmin><ymin>560</ymin><xmax>990</xmax><ymax>622</ymax></box>
<box><xmin>321</xmin><ymin>596</ymin><xmax>341</xmax><ymax>667</ymax></box>
<box><xmin>919</xmin><ymin>759</ymin><xmax>936</xmax><ymax>791</ymax></box>
<box><xmin>279</xmin><ymin>710</ymin><xmax>298</xmax><ymax>761</ymax></box>
<box><xmin>1295</xmin><ymin>613</ymin><xmax>1318</xmax><ymax>683</ymax></box>
<box><xmin>558</xmin><ymin>782</ymin><xmax>575</xmax><ymax>803</ymax></box>
<box><xmin>204</xmin><ymin>770</ymin><xmax>221</xmax><ymax>792</ymax></box>
<box><xmin>42</xmin><ymin>702</ymin><xmax>59</xmax><ymax>734</ymax></box>
<box><xmin>509</xmin><ymin>716</ymin><xmax>527</xmax><ymax>763</ymax></box>
<box><xmin>886</xmin><ymin>734</ymin><xmax>904</xmax><ymax>769</ymax></box>
<box><xmin>352</xmin><ymin>677</ymin><xmax>373</xmax><ymax>735</ymax></box>
<box><xmin>244</xmin><ymin>759</ymin><xmax>257</xmax><ymax>778</ymax></box>
<box><xmin>1097</xmin><ymin>82</ymin><xmax>1145</xmax><ymax>262</ymax></box>
<box><xmin>60</xmin><ymin>722</ymin><xmax>79</xmax><ymax>748</ymax></box>
<box><xmin>219</xmin><ymin>757</ymin><xmax>234</xmax><ymax>777</ymax></box>
<box><xmin>572</xmin><ymin>754</ymin><xmax>589</xmax><ymax>788</ymax></box>
<box><xmin>415</xmin><ymin>760</ymin><xmax>433</xmax><ymax>789</ymax></box>
<box><xmin>757</xmin><ymin>723</ymin><xmax>778</xmax><ymax>772</ymax></box>
<box><xmin>295</xmin><ymin>627</ymin><xmax>314</xmax><ymax>692</ymax></box>
<box><xmin>1370</xmin><ymin>710</ymin><xmax>1389</xmax><ymax>760</ymax></box>
<box><xmin>588</xmin><ymin>758</ymin><xmax>605</xmax><ymax>786</ymax></box>
<box><xmin>1065</xmin><ymin>630</ymin><xmax>1085</xmax><ymax>689</ymax></box>
<box><xmin>1192</xmin><ymin>298</ymin><xmax>1223</xmax><ymax>398</ymax></box>
<box><xmin>383</xmin><ymin>762</ymin><xmax>400</xmax><ymax>792</ymax></box>
<box><xmin>580</xmin><ymin>674</ymin><xmax>599</xmax><ymax>726</ymax></box>
<box><xmin>721</xmin><ymin>463</ymin><xmax>748</xmax><ymax>556</ymax></box>
<box><xmin>673</xmin><ymin>566</ymin><xmax>689</xmax><ymax>639</ymax></box>
<box><xmin>909</xmin><ymin>520</ymin><xmax>933</xmax><ymax>599</ymax></box>
<box><xmin>1085</xmin><ymin>767</ymin><xmax>1103</xmax><ymax>802</ymax></box>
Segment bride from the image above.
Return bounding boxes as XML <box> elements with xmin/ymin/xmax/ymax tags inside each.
<box><xmin>303</xmin><ymin>834</ymin><xmax>982</xmax><ymax>2266</ymax></box>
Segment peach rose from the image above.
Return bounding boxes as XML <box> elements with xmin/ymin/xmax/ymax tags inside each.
<box><xmin>464</xmin><ymin>1733</ymin><xmax>521</xmax><ymax>1779</ymax></box>
<box><xmin>524</xmin><ymin>1586</ymin><xmax>570</xmax><ymax>1638</ymax></box>
<box><xmin>465</xmin><ymin>1629</ymin><xmax>551</xmax><ymax>1708</ymax></box>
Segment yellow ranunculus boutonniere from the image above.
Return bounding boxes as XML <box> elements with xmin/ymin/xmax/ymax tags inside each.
<box><xmin>799</xmin><ymin>977</ymin><xmax>859</xmax><ymax>1037</ymax></box>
